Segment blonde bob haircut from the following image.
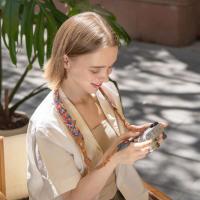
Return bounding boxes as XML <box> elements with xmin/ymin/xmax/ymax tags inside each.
<box><xmin>44</xmin><ymin>11</ymin><xmax>119</xmax><ymax>90</ymax></box>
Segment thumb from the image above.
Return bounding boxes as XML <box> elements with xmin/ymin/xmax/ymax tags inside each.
<box><xmin>119</xmin><ymin>131</ymin><xmax>140</xmax><ymax>141</ymax></box>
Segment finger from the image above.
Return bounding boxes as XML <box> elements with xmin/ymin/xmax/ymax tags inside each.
<box><xmin>129</xmin><ymin>125</ymin><xmax>140</xmax><ymax>132</ymax></box>
<box><xmin>132</xmin><ymin>150</ymin><xmax>148</xmax><ymax>159</ymax></box>
<box><xmin>132</xmin><ymin>140</ymin><xmax>152</xmax><ymax>149</ymax></box>
<box><xmin>136</xmin><ymin>152</ymin><xmax>149</xmax><ymax>160</ymax></box>
<box><xmin>158</xmin><ymin>137</ymin><xmax>163</xmax><ymax>144</ymax></box>
<box><xmin>133</xmin><ymin>131</ymin><xmax>142</xmax><ymax>137</ymax></box>
<box><xmin>142</xmin><ymin>123</ymin><xmax>152</xmax><ymax>129</ymax></box>
<box><xmin>141</xmin><ymin>146</ymin><xmax>151</xmax><ymax>152</ymax></box>
<box><xmin>159</xmin><ymin>133</ymin><xmax>163</xmax><ymax>139</ymax></box>
<box><xmin>130</xmin><ymin>123</ymin><xmax>150</xmax><ymax>132</ymax></box>
<box><xmin>118</xmin><ymin>131</ymin><xmax>140</xmax><ymax>144</ymax></box>
<box><xmin>120</xmin><ymin>131</ymin><xmax>139</xmax><ymax>139</ymax></box>
<box><xmin>156</xmin><ymin>134</ymin><xmax>163</xmax><ymax>143</ymax></box>
<box><xmin>159</xmin><ymin>122</ymin><xmax>168</xmax><ymax>128</ymax></box>
<box><xmin>137</xmin><ymin>146</ymin><xmax>151</xmax><ymax>154</ymax></box>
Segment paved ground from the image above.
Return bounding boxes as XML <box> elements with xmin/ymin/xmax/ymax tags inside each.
<box><xmin>2</xmin><ymin>41</ymin><xmax>200</xmax><ymax>200</ymax></box>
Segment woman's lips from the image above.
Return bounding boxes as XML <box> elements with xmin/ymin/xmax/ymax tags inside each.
<box><xmin>91</xmin><ymin>83</ymin><xmax>102</xmax><ymax>88</ymax></box>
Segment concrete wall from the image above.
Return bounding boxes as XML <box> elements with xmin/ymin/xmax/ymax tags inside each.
<box><xmin>90</xmin><ymin>0</ymin><xmax>199</xmax><ymax>46</ymax></box>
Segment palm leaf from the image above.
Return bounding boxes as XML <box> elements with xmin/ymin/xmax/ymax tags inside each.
<box><xmin>36</xmin><ymin>2</ymin><xmax>59</xmax><ymax>66</ymax></box>
<box><xmin>39</xmin><ymin>2</ymin><xmax>58</xmax><ymax>32</ymax></box>
<box><xmin>21</xmin><ymin>0</ymin><xmax>35</xmax><ymax>63</ymax></box>
<box><xmin>2</xmin><ymin>0</ymin><xmax>20</xmax><ymax>64</ymax></box>
<box><xmin>106</xmin><ymin>17</ymin><xmax>131</xmax><ymax>45</ymax></box>
<box><xmin>46</xmin><ymin>22</ymin><xmax>54</xmax><ymax>59</ymax></box>
<box><xmin>33</xmin><ymin>11</ymin><xmax>45</xmax><ymax>66</ymax></box>
<box><xmin>46</xmin><ymin>0</ymin><xmax>67</xmax><ymax>25</ymax></box>
<box><xmin>91</xmin><ymin>4</ymin><xmax>116</xmax><ymax>21</ymax></box>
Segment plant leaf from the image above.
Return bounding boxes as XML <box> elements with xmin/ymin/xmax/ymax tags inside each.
<box><xmin>1</xmin><ymin>23</ymin><xmax>9</xmax><ymax>49</ymax></box>
<box><xmin>91</xmin><ymin>4</ymin><xmax>116</xmax><ymax>21</ymax></box>
<box><xmin>39</xmin><ymin>2</ymin><xmax>59</xmax><ymax>62</ymax></box>
<box><xmin>46</xmin><ymin>0</ymin><xmax>67</xmax><ymax>25</ymax></box>
<box><xmin>39</xmin><ymin>2</ymin><xmax>58</xmax><ymax>33</ymax></box>
<box><xmin>8</xmin><ymin>37</ymin><xmax>17</xmax><ymax>64</ymax></box>
<box><xmin>21</xmin><ymin>0</ymin><xmax>35</xmax><ymax>62</ymax></box>
<box><xmin>106</xmin><ymin>17</ymin><xmax>131</xmax><ymax>45</ymax></box>
<box><xmin>2</xmin><ymin>0</ymin><xmax>20</xmax><ymax>64</ymax></box>
<box><xmin>34</xmin><ymin>11</ymin><xmax>45</xmax><ymax>66</ymax></box>
<box><xmin>46</xmin><ymin>23</ymin><xmax>53</xmax><ymax>59</ymax></box>
<box><xmin>0</xmin><ymin>0</ymin><xmax>6</xmax><ymax>10</ymax></box>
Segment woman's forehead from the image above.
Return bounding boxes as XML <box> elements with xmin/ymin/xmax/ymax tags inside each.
<box><xmin>73</xmin><ymin>47</ymin><xmax>118</xmax><ymax>66</ymax></box>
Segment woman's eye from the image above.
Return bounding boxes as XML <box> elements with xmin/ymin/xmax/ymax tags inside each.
<box><xmin>90</xmin><ymin>66</ymin><xmax>112</xmax><ymax>74</ymax></box>
<box><xmin>90</xmin><ymin>70</ymin><xmax>100</xmax><ymax>74</ymax></box>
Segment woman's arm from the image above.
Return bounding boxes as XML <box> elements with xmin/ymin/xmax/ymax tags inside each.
<box><xmin>62</xmin><ymin>157</ymin><xmax>117</xmax><ymax>200</ymax></box>
<box><xmin>61</xmin><ymin>131</ymin><xmax>151</xmax><ymax>200</ymax></box>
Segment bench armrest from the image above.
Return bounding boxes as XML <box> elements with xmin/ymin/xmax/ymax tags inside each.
<box><xmin>144</xmin><ymin>181</ymin><xmax>172</xmax><ymax>200</ymax></box>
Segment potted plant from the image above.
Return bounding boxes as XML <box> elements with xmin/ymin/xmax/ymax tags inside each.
<box><xmin>0</xmin><ymin>0</ymin><xmax>130</xmax><ymax>136</ymax></box>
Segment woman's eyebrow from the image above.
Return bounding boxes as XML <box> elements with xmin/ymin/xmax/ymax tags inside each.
<box><xmin>89</xmin><ymin>66</ymin><xmax>106</xmax><ymax>68</ymax></box>
<box><xmin>89</xmin><ymin>60</ymin><xmax>117</xmax><ymax>69</ymax></box>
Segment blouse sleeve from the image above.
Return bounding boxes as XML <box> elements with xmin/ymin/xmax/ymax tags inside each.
<box><xmin>35</xmin><ymin>128</ymin><xmax>81</xmax><ymax>198</ymax></box>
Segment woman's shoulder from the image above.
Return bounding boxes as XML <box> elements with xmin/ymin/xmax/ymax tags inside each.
<box><xmin>29</xmin><ymin>91</ymin><xmax>61</xmax><ymax>131</ymax></box>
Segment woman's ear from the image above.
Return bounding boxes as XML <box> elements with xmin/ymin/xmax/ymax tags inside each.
<box><xmin>63</xmin><ymin>54</ymin><xmax>70</xmax><ymax>69</ymax></box>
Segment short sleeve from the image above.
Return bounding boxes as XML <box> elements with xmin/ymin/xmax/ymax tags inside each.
<box><xmin>35</xmin><ymin>130</ymin><xmax>81</xmax><ymax>198</ymax></box>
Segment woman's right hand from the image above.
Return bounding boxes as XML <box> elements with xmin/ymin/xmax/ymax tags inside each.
<box><xmin>97</xmin><ymin>131</ymin><xmax>152</xmax><ymax>168</ymax></box>
<box><xmin>111</xmin><ymin>139</ymin><xmax>152</xmax><ymax>166</ymax></box>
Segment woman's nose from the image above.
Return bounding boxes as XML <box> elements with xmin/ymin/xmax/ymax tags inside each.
<box><xmin>99</xmin><ymin>70</ymin><xmax>109</xmax><ymax>82</ymax></box>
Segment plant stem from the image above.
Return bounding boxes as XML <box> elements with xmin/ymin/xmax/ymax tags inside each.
<box><xmin>8</xmin><ymin>53</ymin><xmax>37</xmax><ymax>104</ymax></box>
<box><xmin>0</xmin><ymin>16</ymin><xmax>2</xmax><ymax>104</ymax></box>
<box><xmin>0</xmin><ymin>15</ymin><xmax>4</xmax><ymax>117</ymax></box>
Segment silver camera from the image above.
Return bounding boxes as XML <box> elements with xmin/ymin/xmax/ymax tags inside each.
<box><xmin>117</xmin><ymin>122</ymin><xmax>164</xmax><ymax>152</ymax></box>
<box><xmin>134</xmin><ymin>122</ymin><xmax>164</xmax><ymax>152</ymax></box>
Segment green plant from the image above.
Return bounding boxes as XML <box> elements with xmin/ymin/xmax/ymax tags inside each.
<box><xmin>0</xmin><ymin>0</ymin><xmax>131</xmax><ymax>130</ymax></box>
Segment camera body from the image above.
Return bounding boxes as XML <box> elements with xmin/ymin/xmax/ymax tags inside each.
<box><xmin>134</xmin><ymin>122</ymin><xmax>164</xmax><ymax>152</ymax></box>
<box><xmin>117</xmin><ymin>122</ymin><xmax>164</xmax><ymax>152</ymax></box>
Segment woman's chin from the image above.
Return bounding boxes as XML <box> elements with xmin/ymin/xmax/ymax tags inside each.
<box><xmin>90</xmin><ymin>84</ymin><xmax>100</xmax><ymax>92</ymax></box>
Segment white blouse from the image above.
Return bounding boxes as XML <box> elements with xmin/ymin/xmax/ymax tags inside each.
<box><xmin>26</xmin><ymin>81</ymin><xmax>149</xmax><ymax>200</ymax></box>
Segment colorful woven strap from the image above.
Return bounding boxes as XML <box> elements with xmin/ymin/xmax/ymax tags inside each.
<box><xmin>54</xmin><ymin>90</ymin><xmax>92</xmax><ymax>175</ymax></box>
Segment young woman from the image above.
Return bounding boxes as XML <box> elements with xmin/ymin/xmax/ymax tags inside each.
<box><xmin>27</xmin><ymin>12</ymin><xmax>166</xmax><ymax>200</ymax></box>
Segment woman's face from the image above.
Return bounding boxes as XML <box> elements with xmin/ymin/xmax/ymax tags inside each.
<box><xmin>66</xmin><ymin>46</ymin><xmax>118</xmax><ymax>93</ymax></box>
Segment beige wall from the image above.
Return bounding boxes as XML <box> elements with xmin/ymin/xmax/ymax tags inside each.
<box><xmin>90</xmin><ymin>0</ymin><xmax>199</xmax><ymax>46</ymax></box>
<box><xmin>53</xmin><ymin>0</ymin><xmax>199</xmax><ymax>46</ymax></box>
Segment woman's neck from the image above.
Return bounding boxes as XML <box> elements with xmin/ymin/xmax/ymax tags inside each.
<box><xmin>60</xmin><ymin>79</ymin><xmax>92</xmax><ymax>105</ymax></box>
